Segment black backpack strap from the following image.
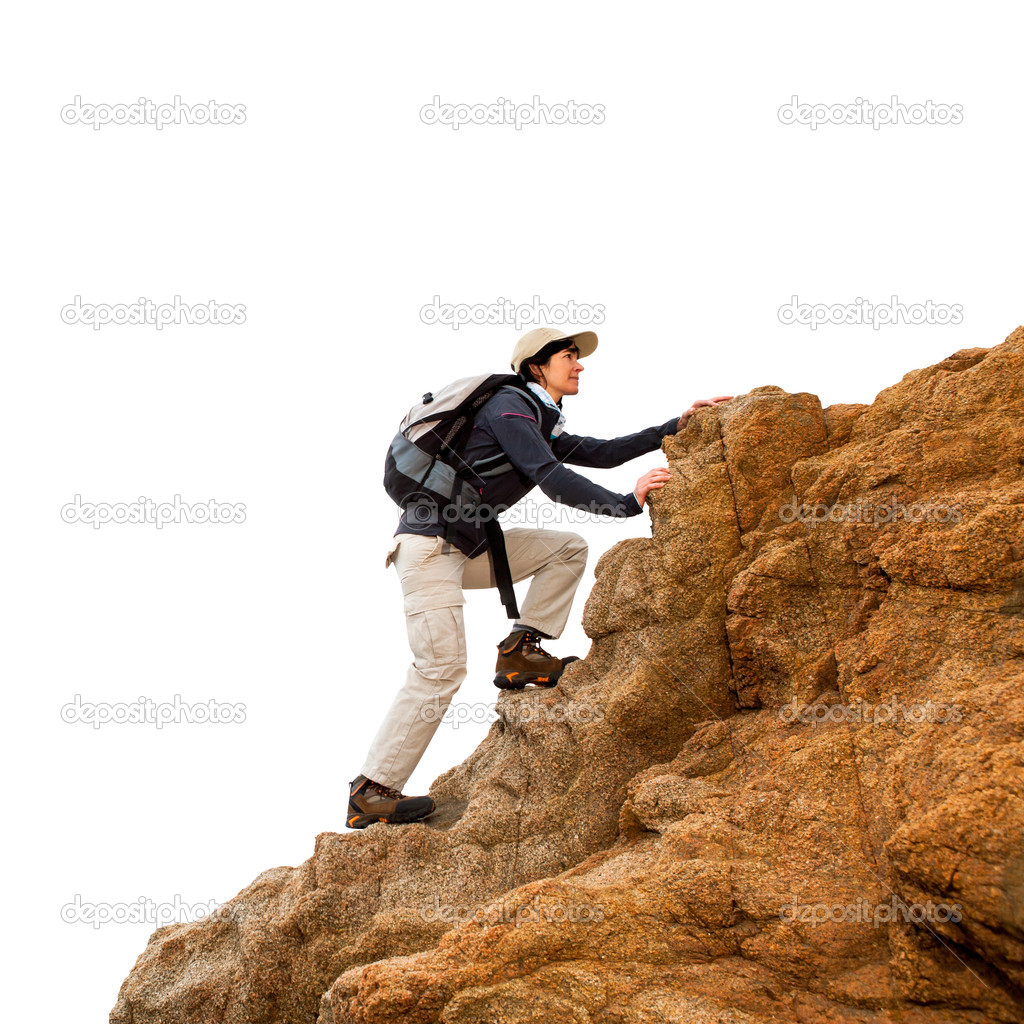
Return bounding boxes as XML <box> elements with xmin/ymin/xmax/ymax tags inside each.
<box><xmin>483</xmin><ymin>517</ymin><xmax>520</xmax><ymax>620</ymax></box>
<box><xmin>477</xmin><ymin>383</ymin><xmax>547</xmax><ymax>619</ymax></box>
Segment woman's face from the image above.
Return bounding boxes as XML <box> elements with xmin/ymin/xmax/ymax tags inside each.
<box><xmin>535</xmin><ymin>344</ymin><xmax>583</xmax><ymax>399</ymax></box>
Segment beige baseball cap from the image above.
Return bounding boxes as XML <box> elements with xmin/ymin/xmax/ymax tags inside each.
<box><xmin>509</xmin><ymin>327</ymin><xmax>599</xmax><ymax>373</ymax></box>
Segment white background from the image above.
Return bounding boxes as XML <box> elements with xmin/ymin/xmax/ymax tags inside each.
<box><xmin>2</xmin><ymin>3</ymin><xmax>1021</xmax><ymax>1018</ymax></box>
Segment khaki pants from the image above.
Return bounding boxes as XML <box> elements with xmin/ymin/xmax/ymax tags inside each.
<box><xmin>359</xmin><ymin>528</ymin><xmax>588</xmax><ymax>791</ymax></box>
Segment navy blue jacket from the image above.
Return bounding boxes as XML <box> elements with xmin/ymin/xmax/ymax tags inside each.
<box><xmin>395</xmin><ymin>387</ymin><xmax>679</xmax><ymax>558</ymax></box>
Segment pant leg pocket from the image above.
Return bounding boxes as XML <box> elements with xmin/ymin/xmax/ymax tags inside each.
<box><xmin>396</xmin><ymin>536</ymin><xmax>444</xmax><ymax>583</ymax></box>
<box><xmin>385</xmin><ymin>536</ymin><xmax>402</xmax><ymax>568</ymax></box>
<box><xmin>406</xmin><ymin>605</ymin><xmax>467</xmax><ymax>677</ymax></box>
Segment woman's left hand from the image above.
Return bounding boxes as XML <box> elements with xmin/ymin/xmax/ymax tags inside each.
<box><xmin>678</xmin><ymin>395</ymin><xmax>733</xmax><ymax>431</ymax></box>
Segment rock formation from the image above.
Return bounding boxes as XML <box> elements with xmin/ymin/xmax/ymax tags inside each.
<box><xmin>112</xmin><ymin>327</ymin><xmax>1024</xmax><ymax>1023</ymax></box>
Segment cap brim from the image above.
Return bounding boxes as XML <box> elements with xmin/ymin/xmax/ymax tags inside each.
<box><xmin>564</xmin><ymin>330</ymin><xmax>598</xmax><ymax>359</ymax></box>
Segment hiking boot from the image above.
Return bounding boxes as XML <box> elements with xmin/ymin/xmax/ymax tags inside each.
<box><xmin>493</xmin><ymin>628</ymin><xmax>580</xmax><ymax>690</ymax></box>
<box><xmin>346</xmin><ymin>774</ymin><xmax>435</xmax><ymax>829</ymax></box>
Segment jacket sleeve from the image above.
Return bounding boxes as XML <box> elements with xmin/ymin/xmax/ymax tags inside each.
<box><xmin>550</xmin><ymin>416</ymin><xmax>679</xmax><ymax>468</ymax></box>
<box><xmin>480</xmin><ymin>394</ymin><xmax>643</xmax><ymax>517</ymax></box>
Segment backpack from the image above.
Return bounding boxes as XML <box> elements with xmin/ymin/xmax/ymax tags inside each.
<box><xmin>383</xmin><ymin>373</ymin><xmax>544</xmax><ymax>619</ymax></box>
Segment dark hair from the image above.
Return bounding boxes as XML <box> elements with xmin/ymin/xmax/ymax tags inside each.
<box><xmin>518</xmin><ymin>339</ymin><xmax>578</xmax><ymax>386</ymax></box>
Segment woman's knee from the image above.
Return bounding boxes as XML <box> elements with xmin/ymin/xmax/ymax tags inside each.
<box><xmin>562</xmin><ymin>532</ymin><xmax>589</xmax><ymax>563</ymax></box>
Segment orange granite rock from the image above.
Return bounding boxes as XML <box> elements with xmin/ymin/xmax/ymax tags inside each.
<box><xmin>113</xmin><ymin>328</ymin><xmax>1024</xmax><ymax>1024</ymax></box>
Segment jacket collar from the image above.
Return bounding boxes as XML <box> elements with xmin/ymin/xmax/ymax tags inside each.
<box><xmin>525</xmin><ymin>383</ymin><xmax>566</xmax><ymax>440</ymax></box>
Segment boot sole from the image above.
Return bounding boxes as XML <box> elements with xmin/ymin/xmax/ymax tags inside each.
<box><xmin>493</xmin><ymin>656</ymin><xmax>580</xmax><ymax>690</ymax></box>
<box><xmin>346</xmin><ymin>802</ymin><xmax>435</xmax><ymax>830</ymax></box>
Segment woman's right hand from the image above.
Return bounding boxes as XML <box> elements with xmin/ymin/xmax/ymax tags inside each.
<box><xmin>634</xmin><ymin>467</ymin><xmax>672</xmax><ymax>508</ymax></box>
